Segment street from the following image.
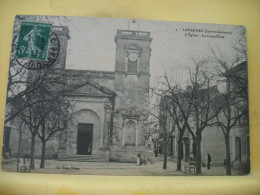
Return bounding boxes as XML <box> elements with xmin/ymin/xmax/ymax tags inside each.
<box><xmin>1</xmin><ymin>156</ymin><xmax>247</xmax><ymax>176</ymax></box>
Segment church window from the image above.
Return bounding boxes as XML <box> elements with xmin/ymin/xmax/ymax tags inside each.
<box><xmin>126</xmin><ymin>51</ymin><xmax>139</xmax><ymax>74</ymax></box>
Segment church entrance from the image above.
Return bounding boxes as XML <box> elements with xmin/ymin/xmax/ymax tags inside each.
<box><xmin>77</xmin><ymin>123</ymin><xmax>93</xmax><ymax>155</ymax></box>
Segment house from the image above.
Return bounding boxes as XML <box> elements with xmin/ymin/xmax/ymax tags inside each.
<box><xmin>159</xmin><ymin>62</ymin><xmax>249</xmax><ymax>172</ymax></box>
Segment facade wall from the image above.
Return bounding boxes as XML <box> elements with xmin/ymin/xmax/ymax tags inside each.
<box><xmin>115</xmin><ymin>38</ymin><xmax>151</xmax><ymax>74</ymax></box>
<box><xmin>6</xmin><ymin>27</ymin><xmax>152</xmax><ymax>163</ymax></box>
<box><xmin>202</xmin><ymin>127</ymin><xmax>226</xmax><ymax>166</ymax></box>
<box><xmin>58</xmin><ymin>96</ymin><xmax>111</xmax><ymax>159</ymax></box>
<box><xmin>9</xmin><ymin>129</ymin><xmax>60</xmax><ymax>159</ymax></box>
<box><xmin>230</xmin><ymin>126</ymin><xmax>249</xmax><ymax>169</ymax></box>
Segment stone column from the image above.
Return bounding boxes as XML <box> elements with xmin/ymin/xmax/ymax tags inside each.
<box><xmin>103</xmin><ymin>101</ymin><xmax>112</xmax><ymax>149</ymax></box>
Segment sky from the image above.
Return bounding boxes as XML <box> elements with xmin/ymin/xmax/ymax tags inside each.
<box><xmin>46</xmin><ymin>16</ymin><xmax>244</xmax><ymax>87</ymax></box>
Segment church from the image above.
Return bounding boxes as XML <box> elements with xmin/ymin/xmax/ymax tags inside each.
<box><xmin>48</xmin><ymin>24</ymin><xmax>152</xmax><ymax>162</ymax></box>
<box><xmin>2</xmin><ymin>21</ymin><xmax>153</xmax><ymax>164</ymax></box>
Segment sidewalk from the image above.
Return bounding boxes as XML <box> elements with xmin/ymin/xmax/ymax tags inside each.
<box><xmin>1</xmin><ymin>157</ymin><xmax>247</xmax><ymax>176</ymax></box>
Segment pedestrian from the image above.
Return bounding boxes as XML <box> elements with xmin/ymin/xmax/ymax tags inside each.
<box><xmin>137</xmin><ymin>153</ymin><xmax>142</xmax><ymax>166</ymax></box>
<box><xmin>207</xmin><ymin>153</ymin><xmax>212</xmax><ymax>170</ymax></box>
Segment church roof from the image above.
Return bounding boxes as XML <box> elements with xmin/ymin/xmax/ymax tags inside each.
<box><xmin>69</xmin><ymin>81</ymin><xmax>116</xmax><ymax>98</ymax></box>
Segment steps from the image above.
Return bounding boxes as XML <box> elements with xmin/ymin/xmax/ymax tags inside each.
<box><xmin>58</xmin><ymin>155</ymin><xmax>109</xmax><ymax>162</ymax></box>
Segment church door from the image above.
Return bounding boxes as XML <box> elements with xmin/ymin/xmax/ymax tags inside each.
<box><xmin>77</xmin><ymin>123</ymin><xmax>93</xmax><ymax>155</ymax></box>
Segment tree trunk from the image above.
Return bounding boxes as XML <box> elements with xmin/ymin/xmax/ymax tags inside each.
<box><xmin>40</xmin><ymin>140</ymin><xmax>46</xmax><ymax>168</ymax></box>
<box><xmin>163</xmin><ymin>140</ymin><xmax>168</xmax><ymax>169</ymax></box>
<box><xmin>40</xmin><ymin>120</ymin><xmax>46</xmax><ymax>168</ymax></box>
<box><xmin>177</xmin><ymin>139</ymin><xmax>183</xmax><ymax>171</ymax></box>
<box><xmin>30</xmin><ymin>132</ymin><xmax>36</xmax><ymax>170</ymax></box>
<box><xmin>16</xmin><ymin>131</ymin><xmax>22</xmax><ymax>172</ymax></box>
<box><xmin>225</xmin><ymin>134</ymin><xmax>231</xmax><ymax>175</ymax></box>
<box><xmin>195</xmin><ymin>136</ymin><xmax>202</xmax><ymax>175</ymax></box>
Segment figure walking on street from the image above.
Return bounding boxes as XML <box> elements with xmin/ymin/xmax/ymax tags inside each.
<box><xmin>207</xmin><ymin>153</ymin><xmax>212</xmax><ymax>170</ymax></box>
<box><xmin>137</xmin><ymin>153</ymin><xmax>142</xmax><ymax>166</ymax></box>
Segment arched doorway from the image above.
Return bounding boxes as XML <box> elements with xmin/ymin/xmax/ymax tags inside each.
<box><xmin>74</xmin><ymin>109</ymin><xmax>100</xmax><ymax>155</ymax></box>
<box><xmin>77</xmin><ymin>123</ymin><xmax>93</xmax><ymax>155</ymax></box>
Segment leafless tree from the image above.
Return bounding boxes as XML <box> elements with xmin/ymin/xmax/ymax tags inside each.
<box><xmin>5</xmin><ymin>15</ymin><xmax>72</xmax><ymax>123</ymax></box>
<box><xmin>38</xmin><ymin>71</ymin><xmax>90</xmax><ymax>168</ymax></box>
<box><xmin>210</xmin><ymin>62</ymin><xmax>247</xmax><ymax>175</ymax></box>
<box><xmin>149</xmin><ymin>102</ymin><xmax>175</xmax><ymax>170</ymax></box>
<box><xmin>154</xmin><ymin>72</ymin><xmax>193</xmax><ymax>171</ymax></box>
<box><xmin>184</xmin><ymin>58</ymin><xmax>217</xmax><ymax>175</ymax></box>
<box><xmin>6</xmin><ymin>15</ymin><xmax>87</xmax><ymax>170</ymax></box>
<box><xmin>208</xmin><ymin>26</ymin><xmax>248</xmax><ymax>175</ymax></box>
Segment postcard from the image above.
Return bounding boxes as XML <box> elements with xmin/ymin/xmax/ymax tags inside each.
<box><xmin>2</xmin><ymin>15</ymin><xmax>249</xmax><ymax>176</ymax></box>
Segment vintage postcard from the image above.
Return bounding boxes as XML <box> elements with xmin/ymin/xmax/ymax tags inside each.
<box><xmin>2</xmin><ymin>15</ymin><xmax>249</xmax><ymax>176</ymax></box>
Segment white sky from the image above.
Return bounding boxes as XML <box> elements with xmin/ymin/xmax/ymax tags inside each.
<box><xmin>48</xmin><ymin>16</ymin><xmax>243</xmax><ymax>87</ymax></box>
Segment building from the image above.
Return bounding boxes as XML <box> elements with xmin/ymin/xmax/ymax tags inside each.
<box><xmin>159</xmin><ymin>62</ymin><xmax>249</xmax><ymax>171</ymax></box>
<box><xmin>5</xmin><ymin>23</ymin><xmax>153</xmax><ymax>163</ymax></box>
<box><xmin>202</xmin><ymin>61</ymin><xmax>249</xmax><ymax>170</ymax></box>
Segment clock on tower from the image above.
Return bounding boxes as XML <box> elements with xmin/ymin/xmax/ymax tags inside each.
<box><xmin>128</xmin><ymin>52</ymin><xmax>138</xmax><ymax>62</ymax></box>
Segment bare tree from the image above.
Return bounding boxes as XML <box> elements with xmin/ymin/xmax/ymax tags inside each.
<box><xmin>184</xmin><ymin>58</ymin><xmax>217</xmax><ymax>175</ymax></box>
<box><xmin>9</xmin><ymin>117</ymin><xmax>27</xmax><ymax>172</ymax></box>
<box><xmin>154</xmin><ymin>72</ymin><xmax>193</xmax><ymax>171</ymax></box>
<box><xmin>5</xmin><ymin>15</ymin><xmax>72</xmax><ymax>124</ymax></box>
<box><xmin>210</xmin><ymin>63</ymin><xmax>246</xmax><ymax>175</ymax></box>
<box><xmin>209</xmin><ymin>63</ymin><xmax>248</xmax><ymax>175</ymax></box>
<box><xmin>207</xmin><ymin>26</ymin><xmax>248</xmax><ymax>175</ymax></box>
<box><xmin>36</xmin><ymin>80</ymin><xmax>75</xmax><ymax>168</ymax></box>
<box><xmin>5</xmin><ymin>15</ymin><xmax>86</xmax><ymax>170</ymax></box>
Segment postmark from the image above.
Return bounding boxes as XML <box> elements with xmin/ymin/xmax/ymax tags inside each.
<box><xmin>15</xmin><ymin>21</ymin><xmax>60</xmax><ymax>69</ymax></box>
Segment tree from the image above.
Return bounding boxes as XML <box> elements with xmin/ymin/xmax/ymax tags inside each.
<box><xmin>155</xmin><ymin>72</ymin><xmax>193</xmax><ymax>171</ymax></box>
<box><xmin>184</xmin><ymin>58</ymin><xmax>217</xmax><ymax>175</ymax></box>
<box><xmin>10</xmin><ymin>117</ymin><xmax>27</xmax><ymax>172</ymax></box>
<box><xmin>210</xmin><ymin>62</ymin><xmax>246</xmax><ymax>175</ymax></box>
<box><xmin>149</xmin><ymin>98</ymin><xmax>174</xmax><ymax>170</ymax></box>
<box><xmin>5</xmin><ymin>15</ymin><xmax>73</xmax><ymax>124</ymax></box>
<box><xmin>6</xmin><ymin>15</ymin><xmax>85</xmax><ymax>170</ymax></box>
<box><xmin>36</xmin><ymin>74</ymin><xmax>76</xmax><ymax>168</ymax></box>
<box><xmin>208</xmin><ymin>26</ymin><xmax>248</xmax><ymax>175</ymax></box>
<box><xmin>209</xmin><ymin>61</ymin><xmax>248</xmax><ymax>175</ymax></box>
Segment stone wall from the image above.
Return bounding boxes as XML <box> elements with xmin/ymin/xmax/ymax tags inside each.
<box><xmin>9</xmin><ymin>129</ymin><xmax>60</xmax><ymax>159</ymax></box>
<box><xmin>202</xmin><ymin>127</ymin><xmax>226</xmax><ymax>166</ymax></box>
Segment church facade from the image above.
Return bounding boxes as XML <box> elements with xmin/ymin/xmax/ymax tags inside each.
<box><xmin>52</xmin><ymin>26</ymin><xmax>152</xmax><ymax>162</ymax></box>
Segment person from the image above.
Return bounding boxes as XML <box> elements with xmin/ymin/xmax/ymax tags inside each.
<box><xmin>207</xmin><ymin>153</ymin><xmax>212</xmax><ymax>170</ymax></box>
<box><xmin>137</xmin><ymin>153</ymin><xmax>142</xmax><ymax>166</ymax></box>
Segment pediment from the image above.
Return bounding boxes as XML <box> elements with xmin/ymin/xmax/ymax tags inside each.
<box><xmin>71</xmin><ymin>82</ymin><xmax>116</xmax><ymax>97</ymax></box>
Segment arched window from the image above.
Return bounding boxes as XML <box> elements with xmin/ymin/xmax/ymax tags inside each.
<box><xmin>125</xmin><ymin>120</ymin><xmax>136</xmax><ymax>145</ymax></box>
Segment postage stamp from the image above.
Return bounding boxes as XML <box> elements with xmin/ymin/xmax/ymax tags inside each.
<box><xmin>15</xmin><ymin>21</ymin><xmax>52</xmax><ymax>61</ymax></box>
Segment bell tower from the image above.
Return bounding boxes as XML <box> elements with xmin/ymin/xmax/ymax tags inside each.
<box><xmin>114</xmin><ymin>26</ymin><xmax>152</xmax><ymax>75</ymax></box>
<box><xmin>114</xmin><ymin>22</ymin><xmax>152</xmax><ymax>110</ymax></box>
<box><xmin>112</xmin><ymin>21</ymin><xmax>152</xmax><ymax>151</ymax></box>
<box><xmin>52</xmin><ymin>26</ymin><xmax>70</xmax><ymax>69</ymax></box>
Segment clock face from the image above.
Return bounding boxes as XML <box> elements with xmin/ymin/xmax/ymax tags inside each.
<box><xmin>128</xmin><ymin>52</ymin><xmax>138</xmax><ymax>62</ymax></box>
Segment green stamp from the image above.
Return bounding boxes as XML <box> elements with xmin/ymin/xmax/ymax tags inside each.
<box><xmin>16</xmin><ymin>21</ymin><xmax>52</xmax><ymax>60</ymax></box>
